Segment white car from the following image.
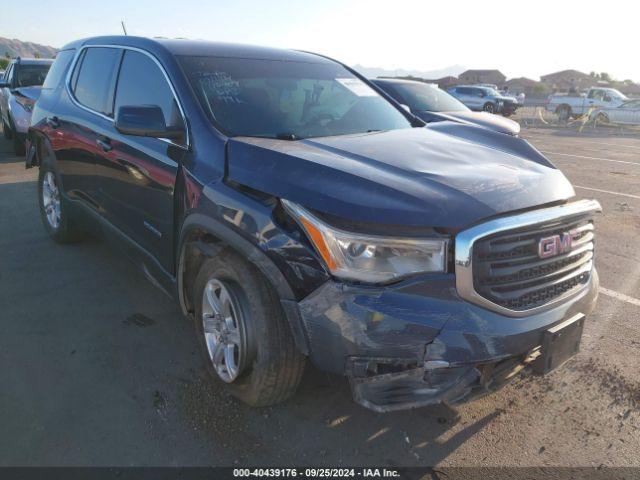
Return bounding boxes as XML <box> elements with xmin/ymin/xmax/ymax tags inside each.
<box><xmin>546</xmin><ymin>87</ymin><xmax>628</xmax><ymax>120</ymax></box>
<box><xmin>591</xmin><ymin>99</ymin><xmax>640</xmax><ymax>125</ymax></box>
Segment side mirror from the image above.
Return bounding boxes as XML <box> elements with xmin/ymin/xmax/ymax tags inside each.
<box><xmin>0</xmin><ymin>81</ymin><xmax>9</xmax><ymax>89</ymax></box>
<box><xmin>115</xmin><ymin>105</ymin><xmax>183</xmax><ymax>140</ymax></box>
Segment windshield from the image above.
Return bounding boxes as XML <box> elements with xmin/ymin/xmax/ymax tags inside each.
<box><xmin>610</xmin><ymin>89</ymin><xmax>629</xmax><ymax>100</ymax></box>
<box><xmin>483</xmin><ymin>87</ymin><xmax>502</xmax><ymax>97</ymax></box>
<box><xmin>179</xmin><ymin>56</ymin><xmax>412</xmax><ymax>139</ymax></box>
<box><xmin>15</xmin><ymin>64</ymin><xmax>51</xmax><ymax>88</ymax></box>
<box><xmin>390</xmin><ymin>82</ymin><xmax>469</xmax><ymax>112</ymax></box>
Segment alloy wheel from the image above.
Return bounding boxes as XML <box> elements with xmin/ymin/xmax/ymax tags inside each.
<box><xmin>201</xmin><ymin>278</ymin><xmax>248</xmax><ymax>383</ymax></box>
<box><xmin>42</xmin><ymin>171</ymin><xmax>61</xmax><ymax>229</ymax></box>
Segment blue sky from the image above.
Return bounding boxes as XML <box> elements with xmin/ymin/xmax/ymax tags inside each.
<box><xmin>1</xmin><ymin>0</ymin><xmax>638</xmax><ymax>81</ymax></box>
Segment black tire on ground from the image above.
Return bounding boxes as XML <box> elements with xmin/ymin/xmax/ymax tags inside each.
<box><xmin>483</xmin><ymin>102</ymin><xmax>495</xmax><ymax>113</ymax></box>
<box><xmin>13</xmin><ymin>133</ymin><xmax>25</xmax><ymax>156</ymax></box>
<box><xmin>596</xmin><ymin>113</ymin><xmax>609</xmax><ymax>125</ymax></box>
<box><xmin>557</xmin><ymin>105</ymin><xmax>572</xmax><ymax>122</ymax></box>
<box><xmin>193</xmin><ymin>251</ymin><xmax>306</xmax><ymax>407</ymax></box>
<box><xmin>38</xmin><ymin>151</ymin><xmax>84</xmax><ymax>243</ymax></box>
<box><xmin>2</xmin><ymin>120</ymin><xmax>11</xmax><ymax>139</ymax></box>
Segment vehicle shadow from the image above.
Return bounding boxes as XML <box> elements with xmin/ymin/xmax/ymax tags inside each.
<box><xmin>179</xmin><ymin>359</ymin><xmax>502</xmax><ymax>466</ymax></box>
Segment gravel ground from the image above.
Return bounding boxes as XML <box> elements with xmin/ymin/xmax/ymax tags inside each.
<box><xmin>0</xmin><ymin>126</ymin><xmax>638</xmax><ymax>467</ymax></box>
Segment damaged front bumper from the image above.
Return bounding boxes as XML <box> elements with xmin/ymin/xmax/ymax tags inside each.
<box><xmin>297</xmin><ymin>270</ymin><xmax>599</xmax><ymax>412</ymax></box>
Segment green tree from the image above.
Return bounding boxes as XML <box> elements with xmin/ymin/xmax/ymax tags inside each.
<box><xmin>33</xmin><ymin>51</ymin><xmax>41</xmax><ymax>59</ymax></box>
<box><xmin>599</xmin><ymin>72</ymin><xmax>612</xmax><ymax>82</ymax></box>
<box><xmin>0</xmin><ymin>58</ymin><xmax>8</xmax><ymax>70</ymax></box>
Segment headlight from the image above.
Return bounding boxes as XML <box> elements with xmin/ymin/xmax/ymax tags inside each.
<box><xmin>15</xmin><ymin>96</ymin><xmax>34</xmax><ymax>112</ymax></box>
<box><xmin>282</xmin><ymin>200</ymin><xmax>448</xmax><ymax>283</ymax></box>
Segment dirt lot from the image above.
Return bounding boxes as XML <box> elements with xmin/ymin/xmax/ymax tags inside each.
<box><xmin>0</xmin><ymin>126</ymin><xmax>639</xmax><ymax>467</ymax></box>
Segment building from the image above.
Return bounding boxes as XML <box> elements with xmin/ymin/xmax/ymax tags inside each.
<box><xmin>503</xmin><ymin>77</ymin><xmax>539</xmax><ymax>96</ymax></box>
<box><xmin>458</xmin><ymin>69</ymin><xmax>506</xmax><ymax>86</ymax></box>
<box><xmin>422</xmin><ymin>75</ymin><xmax>459</xmax><ymax>89</ymax></box>
<box><xmin>617</xmin><ymin>82</ymin><xmax>640</xmax><ymax>97</ymax></box>
<box><xmin>540</xmin><ymin>70</ymin><xmax>597</xmax><ymax>93</ymax></box>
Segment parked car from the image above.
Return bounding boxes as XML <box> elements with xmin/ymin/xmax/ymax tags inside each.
<box><xmin>27</xmin><ymin>36</ymin><xmax>600</xmax><ymax>413</ymax></box>
<box><xmin>546</xmin><ymin>87</ymin><xmax>628</xmax><ymax>121</ymax></box>
<box><xmin>448</xmin><ymin>85</ymin><xmax>518</xmax><ymax>116</ymax></box>
<box><xmin>590</xmin><ymin>98</ymin><xmax>640</xmax><ymax>126</ymax></box>
<box><xmin>0</xmin><ymin>57</ymin><xmax>53</xmax><ymax>154</ymax></box>
<box><xmin>372</xmin><ymin>78</ymin><xmax>520</xmax><ymax>136</ymax></box>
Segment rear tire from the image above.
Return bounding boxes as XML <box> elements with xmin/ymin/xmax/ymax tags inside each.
<box><xmin>483</xmin><ymin>102</ymin><xmax>496</xmax><ymax>114</ymax></box>
<box><xmin>193</xmin><ymin>251</ymin><xmax>305</xmax><ymax>407</ymax></box>
<box><xmin>38</xmin><ymin>151</ymin><xmax>84</xmax><ymax>243</ymax></box>
<box><xmin>556</xmin><ymin>105</ymin><xmax>572</xmax><ymax>122</ymax></box>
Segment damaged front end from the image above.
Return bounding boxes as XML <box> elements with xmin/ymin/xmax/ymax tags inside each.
<box><xmin>297</xmin><ymin>268</ymin><xmax>599</xmax><ymax>413</ymax></box>
<box><xmin>348</xmin><ymin>347</ymin><xmax>542</xmax><ymax>413</ymax></box>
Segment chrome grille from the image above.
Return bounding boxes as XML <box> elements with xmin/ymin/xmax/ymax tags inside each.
<box><xmin>455</xmin><ymin>200</ymin><xmax>601</xmax><ymax>316</ymax></box>
<box><xmin>472</xmin><ymin>219</ymin><xmax>594</xmax><ymax>311</ymax></box>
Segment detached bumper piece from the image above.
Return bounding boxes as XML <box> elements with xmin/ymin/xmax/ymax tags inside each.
<box><xmin>348</xmin><ymin>349</ymin><xmax>542</xmax><ymax>412</ymax></box>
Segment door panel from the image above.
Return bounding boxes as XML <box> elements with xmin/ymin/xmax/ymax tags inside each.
<box><xmin>54</xmin><ymin>47</ymin><xmax>121</xmax><ymax>209</ymax></box>
<box><xmin>96</xmin><ymin>48</ymin><xmax>187</xmax><ymax>272</ymax></box>
<box><xmin>96</xmin><ymin>133</ymin><xmax>183</xmax><ymax>270</ymax></box>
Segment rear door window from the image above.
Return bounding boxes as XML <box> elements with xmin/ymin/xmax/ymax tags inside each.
<box><xmin>73</xmin><ymin>47</ymin><xmax>122</xmax><ymax>116</ymax></box>
<box><xmin>42</xmin><ymin>50</ymin><xmax>75</xmax><ymax>89</ymax></box>
<box><xmin>114</xmin><ymin>50</ymin><xmax>183</xmax><ymax>132</ymax></box>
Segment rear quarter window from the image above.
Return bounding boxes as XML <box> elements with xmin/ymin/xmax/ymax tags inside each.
<box><xmin>42</xmin><ymin>50</ymin><xmax>75</xmax><ymax>89</ymax></box>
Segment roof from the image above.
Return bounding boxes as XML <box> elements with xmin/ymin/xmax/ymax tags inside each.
<box><xmin>460</xmin><ymin>69</ymin><xmax>505</xmax><ymax>76</ymax></box>
<box><xmin>540</xmin><ymin>69</ymin><xmax>592</xmax><ymax>81</ymax></box>
<box><xmin>12</xmin><ymin>57</ymin><xmax>54</xmax><ymax>65</ymax></box>
<box><xmin>505</xmin><ymin>77</ymin><xmax>538</xmax><ymax>86</ymax></box>
<box><xmin>60</xmin><ymin>36</ymin><xmax>331</xmax><ymax>64</ymax></box>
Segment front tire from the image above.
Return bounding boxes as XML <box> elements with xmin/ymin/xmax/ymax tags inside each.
<box><xmin>13</xmin><ymin>132</ymin><xmax>25</xmax><ymax>156</ymax></box>
<box><xmin>595</xmin><ymin>112</ymin><xmax>609</xmax><ymax>126</ymax></box>
<box><xmin>38</xmin><ymin>156</ymin><xmax>84</xmax><ymax>243</ymax></box>
<box><xmin>193</xmin><ymin>251</ymin><xmax>305</xmax><ymax>407</ymax></box>
<box><xmin>483</xmin><ymin>102</ymin><xmax>496</xmax><ymax>114</ymax></box>
<box><xmin>2</xmin><ymin>120</ymin><xmax>11</xmax><ymax>139</ymax></box>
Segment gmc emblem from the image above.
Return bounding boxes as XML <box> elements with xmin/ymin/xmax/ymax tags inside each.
<box><xmin>538</xmin><ymin>230</ymin><xmax>579</xmax><ymax>259</ymax></box>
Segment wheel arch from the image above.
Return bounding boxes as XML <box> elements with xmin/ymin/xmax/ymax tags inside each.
<box><xmin>177</xmin><ymin>213</ymin><xmax>309</xmax><ymax>355</ymax></box>
<box><xmin>27</xmin><ymin>129</ymin><xmax>54</xmax><ymax>168</ymax></box>
<box><xmin>555</xmin><ymin>103</ymin><xmax>572</xmax><ymax>114</ymax></box>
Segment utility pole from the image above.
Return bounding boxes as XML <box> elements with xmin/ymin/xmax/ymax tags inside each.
<box><xmin>121</xmin><ymin>21</ymin><xmax>128</xmax><ymax>35</ymax></box>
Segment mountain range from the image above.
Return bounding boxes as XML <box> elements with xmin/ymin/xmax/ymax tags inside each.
<box><xmin>353</xmin><ymin>64</ymin><xmax>466</xmax><ymax>80</ymax></box>
<box><xmin>0</xmin><ymin>37</ymin><xmax>58</xmax><ymax>59</ymax></box>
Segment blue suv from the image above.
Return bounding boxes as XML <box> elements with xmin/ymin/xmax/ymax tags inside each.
<box><xmin>27</xmin><ymin>37</ymin><xmax>600</xmax><ymax>412</ymax></box>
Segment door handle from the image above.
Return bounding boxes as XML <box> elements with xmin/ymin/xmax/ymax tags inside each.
<box><xmin>96</xmin><ymin>137</ymin><xmax>112</xmax><ymax>152</ymax></box>
<box><xmin>46</xmin><ymin>116</ymin><xmax>60</xmax><ymax>129</ymax></box>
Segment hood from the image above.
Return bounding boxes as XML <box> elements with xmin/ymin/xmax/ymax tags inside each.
<box><xmin>496</xmin><ymin>95</ymin><xmax>517</xmax><ymax>103</ymax></box>
<box><xmin>226</xmin><ymin>127</ymin><xmax>574</xmax><ymax>230</ymax></box>
<box><xmin>14</xmin><ymin>86</ymin><xmax>43</xmax><ymax>102</ymax></box>
<box><xmin>429</xmin><ymin>110</ymin><xmax>521</xmax><ymax>136</ymax></box>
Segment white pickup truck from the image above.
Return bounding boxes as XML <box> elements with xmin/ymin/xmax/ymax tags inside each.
<box><xmin>546</xmin><ymin>87</ymin><xmax>629</xmax><ymax>120</ymax></box>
